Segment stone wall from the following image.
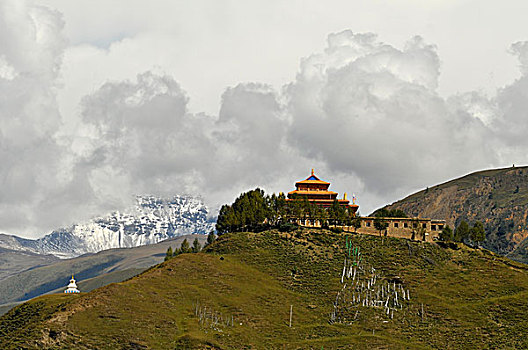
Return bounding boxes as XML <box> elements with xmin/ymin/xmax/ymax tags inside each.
<box><xmin>355</xmin><ymin>217</ymin><xmax>444</xmax><ymax>242</ymax></box>
<box><xmin>296</xmin><ymin>217</ymin><xmax>445</xmax><ymax>243</ymax></box>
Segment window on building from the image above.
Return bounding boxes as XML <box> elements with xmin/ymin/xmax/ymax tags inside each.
<box><xmin>366</xmin><ymin>222</ymin><xmax>371</xmax><ymax>227</ymax></box>
<box><xmin>404</xmin><ymin>222</ymin><xmax>408</xmax><ymax>228</ymax></box>
<box><xmin>422</xmin><ymin>223</ymin><xmax>427</xmax><ymax>229</ymax></box>
<box><xmin>431</xmin><ymin>225</ymin><xmax>436</xmax><ymax>231</ymax></box>
<box><xmin>394</xmin><ymin>222</ymin><xmax>399</xmax><ymax>228</ymax></box>
<box><xmin>438</xmin><ymin>225</ymin><xmax>443</xmax><ymax>230</ymax></box>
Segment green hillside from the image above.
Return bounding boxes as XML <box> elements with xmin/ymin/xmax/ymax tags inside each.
<box><xmin>1</xmin><ymin>230</ymin><xmax>528</xmax><ymax>349</ymax></box>
<box><xmin>0</xmin><ymin>235</ymin><xmax>207</xmax><ymax>315</ymax></box>
<box><xmin>381</xmin><ymin>166</ymin><xmax>528</xmax><ymax>263</ymax></box>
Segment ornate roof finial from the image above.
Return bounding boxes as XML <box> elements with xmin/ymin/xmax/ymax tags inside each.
<box><xmin>311</xmin><ymin>168</ymin><xmax>314</xmax><ymax>176</ymax></box>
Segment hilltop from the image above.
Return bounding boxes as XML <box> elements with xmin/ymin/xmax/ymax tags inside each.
<box><xmin>1</xmin><ymin>229</ymin><xmax>527</xmax><ymax>349</ymax></box>
<box><xmin>381</xmin><ymin>166</ymin><xmax>528</xmax><ymax>263</ymax></box>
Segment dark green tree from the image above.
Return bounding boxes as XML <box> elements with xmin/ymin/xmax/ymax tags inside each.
<box><xmin>180</xmin><ymin>238</ymin><xmax>191</xmax><ymax>254</ymax></box>
<box><xmin>216</xmin><ymin>204</ymin><xmax>237</xmax><ymax>234</ymax></box>
<box><xmin>276</xmin><ymin>192</ymin><xmax>288</xmax><ymax>224</ymax></box>
<box><xmin>216</xmin><ymin>188</ymin><xmax>271</xmax><ymax>234</ymax></box>
<box><xmin>470</xmin><ymin>221</ymin><xmax>486</xmax><ymax>247</ymax></box>
<box><xmin>173</xmin><ymin>247</ymin><xmax>181</xmax><ymax>256</ymax></box>
<box><xmin>267</xmin><ymin>193</ymin><xmax>280</xmax><ymax>226</ymax></box>
<box><xmin>164</xmin><ymin>246</ymin><xmax>173</xmax><ymax>261</ymax></box>
<box><xmin>351</xmin><ymin>216</ymin><xmax>362</xmax><ymax>233</ymax></box>
<box><xmin>192</xmin><ymin>238</ymin><xmax>202</xmax><ymax>253</ymax></box>
<box><xmin>206</xmin><ymin>231</ymin><xmax>216</xmax><ymax>246</ymax></box>
<box><xmin>439</xmin><ymin>225</ymin><xmax>453</xmax><ymax>241</ymax></box>
<box><xmin>374</xmin><ymin>208</ymin><xmax>407</xmax><ymax>218</ymax></box>
<box><xmin>328</xmin><ymin>200</ymin><xmax>347</xmax><ymax>226</ymax></box>
<box><xmin>301</xmin><ymin>196</ymin><xmax>311</xmax><ymax>219</ymax></box>
<box><xmin>454</xmin><ymin>220</ymin><xmax>470</xmax><ymax>242</ymax></box>
<box><xmin>374</xmin><ymin>217</ymin><xmax>388</xmax><ymax>236</ymax></box>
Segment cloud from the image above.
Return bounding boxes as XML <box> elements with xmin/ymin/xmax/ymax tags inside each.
<box><xmin>490</xmin><ymin>41</ymin><xmax>528</xmax><ymax>151</ymax></box>
<box><xmin>287</xmin><ymin>31</ymin><xmax>497</xmax><ymax>199</ymax></box>
<box><xmin>2</xmin><ymin>3</ymin><xmax>528</xmax><ymax>238</ymax></box>
<box><xmin>77</xmin><ymin>75</ymin><xmax>297</xmax><ymax>212</ymax></box>
<box><xmin>0</xmin><ymin>0</ymin><xmax>68</xmax><ymax>235</ymax></box>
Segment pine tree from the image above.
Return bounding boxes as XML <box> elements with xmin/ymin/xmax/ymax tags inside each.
<box><xmin>374</xmin><ymin>217</ymin><xmax>388</xmax><ymax>236</ymax></box>
<box><xmin>216</xmin><ymin>188</ymin><xmax>272</xmax><ymax>234</ymax></box>
<box><xmin>206</xmin><ymin>231</ymin><xmax>216</xmax><ymax>246</ymax></box>
<box><xmin>192</xmin><ymin>238</ymin><xmax>202</xmax><ymax>253</ymax></box>
<box><xmin>276</xmin><ymin>192</ymin><xmax>287</xmax><ymax>225</ymax></box>
<box><xmin>470</xmin><ymin>221</ymin><xmax>486</xmax><ymax>247</ymax></box>
<box><xmin>439</xmin><ymin>225</ymin><xmax>453</xmax><ymax>241</ymax></box>
<box><xmin>180</xmin><ymin>238</ymin><xmax>190</xmax><ymax>254</ymax></box>
<box><xmin>173</xmin><ymin>247</ymin><xmax>181</xmax><ymax>256</ymax></box>
<box><xmin>455</xmin><ymin>220</ymin><xmax>470</xmax><ymax>242</ymax></box>
<box><xmin>351</xmin><ymin>216</ymin><xmax>362</xmax><ymax>233</ymax></box>
<box><xmin>164</xmin><ymin>247</ymin><xmax>173</xmax><ymax>261</ymax></box>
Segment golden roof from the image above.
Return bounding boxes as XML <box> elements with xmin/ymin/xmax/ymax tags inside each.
<box><xmin>296</xmin><ymin>169</ymin><xmax>330</xmax><ymax>185</ymax></box>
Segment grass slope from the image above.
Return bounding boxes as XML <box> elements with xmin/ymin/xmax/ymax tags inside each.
<box><xmin>0</xmin><ymin>235</ymin><xmax>206</xmax><ymax>309</ymax></box>
<box><xmin>1</xmin><ymin>230</ymin><xmax>528</xmax><ymax>349</ymax></box>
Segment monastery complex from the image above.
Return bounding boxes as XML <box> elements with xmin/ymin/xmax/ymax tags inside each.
<box><xmin>287</xmin><ymin>170</ymin><xmax>445</xmax><ymax>243</ymax></box>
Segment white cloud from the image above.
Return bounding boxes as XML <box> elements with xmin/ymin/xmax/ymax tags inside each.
<box><xmin>3</xmin><ymin>2</ymin><xmax>528</xmax><ymax>237</ymax></box>
<box><xmin>287</xmin><ymin>31</ymin><xmax>497</xmax><ymax>203</ymax></box>
<box><xmin>0</xmin><ymin>0</ymin><xmax>68</xmax><ymax>235</ymax></box>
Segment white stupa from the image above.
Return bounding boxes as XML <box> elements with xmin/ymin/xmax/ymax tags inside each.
<box><xmin>64</xmin><ymin>275</ymin><xmax>80</xmax><ymax>294</ymax></box>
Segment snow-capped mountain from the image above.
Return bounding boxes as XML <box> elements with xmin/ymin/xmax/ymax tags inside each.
<box><xmin>0</xmin><ymin>195</ymin><xmax>216</xmax><ymax>259</ymax></box>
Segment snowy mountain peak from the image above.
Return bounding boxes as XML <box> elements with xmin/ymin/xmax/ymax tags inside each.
<box><xmin>0</xmin><ymin>195</ymin><xmax>216</xmax><ymax>259</ymax></box>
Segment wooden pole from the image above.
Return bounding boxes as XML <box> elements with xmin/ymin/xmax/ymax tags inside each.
<box><xmin>289</xmin><ymin>305</ymin><xmax>293</xmax><ymax>327</ymax></box>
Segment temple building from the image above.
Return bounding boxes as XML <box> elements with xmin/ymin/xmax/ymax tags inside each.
<box><xmin>64</xmin><ymin>275</ymin><xmax>80</xmax><ymax>294</ymax></box>
<box><xmin>287</xmin><ymin>169</ymin><xmax>359</xmax><ymax>214</ymax></box>
<box><xmin>285</xmin><ymin>170</ymin><xmax>445</xmax><ymax>242</ymax></box>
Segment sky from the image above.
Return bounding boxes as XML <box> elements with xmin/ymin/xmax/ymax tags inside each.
<box><xmin>2</xmin><ymin>0</ymin><xmax>528</xmax><ymax>238</ymax></box>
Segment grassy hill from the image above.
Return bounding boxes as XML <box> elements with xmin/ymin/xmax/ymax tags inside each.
<box><xmin>0</xmin><ymin>235</ymin><xmax>207</xmax><ymax>315</ymax></box>
<box><xmin>380</xmin><ymin>166</ymin><xmax>528</xmax><ymax>263</ymax></box>
<box><xmin>1</xmin><ymin>229</ymin><xmax>527</xmax><ymax>349</ymax></box>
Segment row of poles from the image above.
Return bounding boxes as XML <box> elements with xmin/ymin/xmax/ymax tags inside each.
<box><xmin>330</xmin><ymin>238</ymin><xmax>412</xmax><ymax>323</ymax></box>
<box><xmin>194</xmin><ymin>302</ymin><xmax>234</xmax><ymax>329</ymax></box>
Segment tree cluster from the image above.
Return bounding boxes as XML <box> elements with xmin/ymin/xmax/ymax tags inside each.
<box><xmin>215</xmin><ymin>188</ymin><xmax>359</xmax><ymax>235</ymax></box>
<box><xmin>164</xmin><ymin>237</ymin><xmax>203</xmax><ymax>261</ymax></box>
<box><xmin>374</xmin><ymin>208</ymin><xmax>408</xmax><ymax>218</ymax></box>
<box><xmin>439</xmin><ymin>220</ymin><xmax>486</xmax><ymax>246</ymax></box>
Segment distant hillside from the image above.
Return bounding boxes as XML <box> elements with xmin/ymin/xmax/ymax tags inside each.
<box><xmin>0</xmin><ymin>245</ymin><xmax>58</xmax><ymax>281</ymax></box>
<box><xmin>380</xmin><ymin>166</ymin><xmax>528</xmax><ymax>263</ymax></box>
<box><xmin>0</xmin><ymin>195</ymin><xmax>215</xmax><ymax>259</ymax></box>
<box><xmin>0</xmin><ymin>234</ymin><xmax>206</xmax><ymax>314</ymax></box>
<box><xmin>1</xmin><ymin>230</ymin><xmax>528</xmax><ymax>349</ymax></box>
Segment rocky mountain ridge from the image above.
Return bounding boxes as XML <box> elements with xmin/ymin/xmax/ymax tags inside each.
<box><xmin>0</xmin><ymin>195</ymin><xmax>215</xmax><ymax>259</ymax></box>
<box><xmin>382</xmin><ymin>166</ymin><xmax>528</xmax><ymax>263</ymax></box>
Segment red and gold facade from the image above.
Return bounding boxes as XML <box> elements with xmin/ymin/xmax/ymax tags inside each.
<box><xmin>287</xmin><ymin>170</ymin><xmax>359</xmax><ymax>214</ymax></box>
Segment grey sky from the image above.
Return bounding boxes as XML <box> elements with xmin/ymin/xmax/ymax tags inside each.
<box><xmin>2</xmin><ymin>0</ymin><xmax>528</xmax><ymax>238</ymax></box>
